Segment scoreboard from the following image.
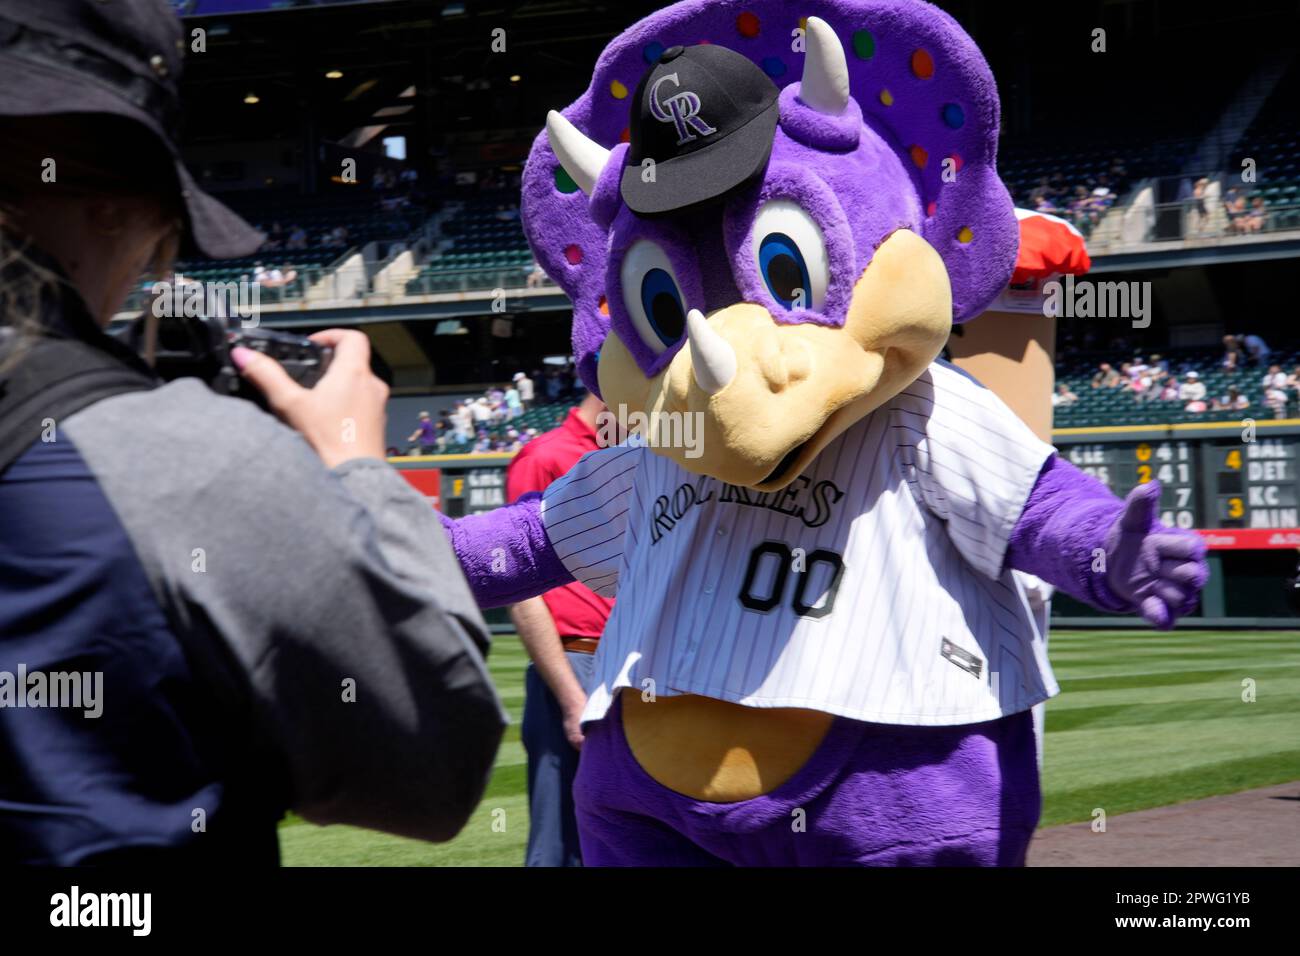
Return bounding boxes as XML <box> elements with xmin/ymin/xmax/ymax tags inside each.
<box><xmin>1210</xmin><ymin>437</ymin><xmax>1298</xmax><ymax>529</ymax></box>
<box><xmin>1059</xmin><ymin>433</ymin><xmax>1300</xmax><ymax>531</ymax></box>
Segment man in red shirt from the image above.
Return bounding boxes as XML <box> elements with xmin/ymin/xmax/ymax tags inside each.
<box><xmin>506</xmin><ymin>390</ymin><xmax>615</xmax><ymax>866</ymax></box>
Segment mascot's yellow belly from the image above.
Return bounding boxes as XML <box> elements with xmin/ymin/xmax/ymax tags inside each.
<box><xmin>618</xmin><ymin>688</ymin><xmax>833</xmax><ymax>802</ymax></box>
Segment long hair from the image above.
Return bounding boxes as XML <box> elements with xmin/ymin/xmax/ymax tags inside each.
<box><xmin>0</xmin><ymin>114</ymin><xmax>182</xmax><ymax>371</ymax></box>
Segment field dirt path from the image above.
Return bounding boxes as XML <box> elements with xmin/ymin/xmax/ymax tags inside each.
<box><xmin>1028</xmin><ymin>781</ymin><xmax>1300</xmax><ymax>866</ymax></box>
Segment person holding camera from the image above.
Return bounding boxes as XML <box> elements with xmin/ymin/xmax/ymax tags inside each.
<box><xmin>0</xmin><ymin>0</ymin><xmax>504</xmax><ymax>864</ymax></box>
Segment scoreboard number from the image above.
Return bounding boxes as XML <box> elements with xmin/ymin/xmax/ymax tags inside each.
<box><xmin>1068</xmin><ymin>441</ymin><xmax>1195</xmax><ymax>507</ymax></box>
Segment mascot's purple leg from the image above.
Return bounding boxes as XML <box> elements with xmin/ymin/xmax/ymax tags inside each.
<box><xmin>574</xmin><ymin>696</ymin><xmax>1040</xmax><ymax>867</ymax></box>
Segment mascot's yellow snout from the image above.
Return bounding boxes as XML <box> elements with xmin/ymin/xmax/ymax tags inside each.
<box><xmin>598</xmin><ymin>228</ymin><xmax>954</xmax><ymax>490</ymax></box>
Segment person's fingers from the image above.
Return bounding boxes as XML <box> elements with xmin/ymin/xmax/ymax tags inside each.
<box><xmin>1151</xmin><ymin>531</ymin><xmax>1207</xmax><ymax>561</ymax></box>
<box><xmin>1119</xmin><ymin>481</ymin><xmax>1162</xmax><ymax>534</ymax></box>
<box><xmin>1158</xmin><ymin>557</ymin><xmax>1207</xmax><ymax>587</ymax></box>
<box><xmin>232</xmin><ymin>346</ymin><xmax>306</xmax><ymax>413</ymax></box>
<box><xmin>1140</xmin><ymin>594</ymin><xmax>1172</xmax><ymax>630</ymax></box>
<box><xmin>1153</xmin><ymin>582</ymin><xmax>1187</xmax><ymax>607</ymax></box>
<box><xmin>308</xmin><ymin>327</ymin><xmax>369</xmax><ymax>360</ymax></box>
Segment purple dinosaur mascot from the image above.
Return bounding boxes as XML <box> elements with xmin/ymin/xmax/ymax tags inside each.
<box><xmin>438</xmin><ymin>0</ymin><xmax>1209</xmax><ymax>866</ymax></box>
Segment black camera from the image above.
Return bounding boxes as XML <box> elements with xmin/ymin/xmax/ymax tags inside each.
<box><xmin>115</xmin><ymin>312</ymin><xmax>332</xmax><ymax>408</ymax></box>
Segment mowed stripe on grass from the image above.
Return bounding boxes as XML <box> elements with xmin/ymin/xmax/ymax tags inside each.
<box><xmin>1039</xmin><ymin>629</ymin><xmax>1300</xmax><ymax>827</ymax></box>
<box><xmin>280</xmin><ymin>629</ymin><xmax>1300</xmax><ymax>864</ymax></box>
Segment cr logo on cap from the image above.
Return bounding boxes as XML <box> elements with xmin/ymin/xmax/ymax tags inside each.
<box><xmin>649</xmin><ymin>73</ymin><xmax>717</xmax><ymax>146</ymax></box>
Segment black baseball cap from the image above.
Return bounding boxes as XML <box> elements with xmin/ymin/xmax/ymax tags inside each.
<box><xmin>621</xmin><ymin>43</ymin><xmax>779</xmax><ymax>217</ymax></box>
<box><xmin>0</xmin><ymin>0</ymin><xmax>264</xmax><ymax>259</ymax></box>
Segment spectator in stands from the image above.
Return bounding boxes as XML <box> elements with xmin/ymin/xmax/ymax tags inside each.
<box><xmin>1240</xmin><ymin>333</ymin><xmax>1271</xmax><ymax>366</ymax></box>
<box><xmin>1051</xmin><ymin>383</ymin><xmax>1078</xmax><ymax>407</ymax></box>
<box><xmin>494</xmin><ymin>204</ymin><xmax>520</xmax><ymax>223</ymax></box>
<box><xmin>1157</xmin><ymin>377</ymin><xmax>1181</xmax><ymax>402</ymax></box>
<box><xmin>525</xmin><ymin>259</ymin><xmax>546</xmax><ymax>288</ymax></box>
<box><xmin>1287</xmin><ymin>365</ymin><xmax>1300</xmax><ymax>396</ymax></box>
<box><xmin>1131</xmin><ymin>371</ymin><xmax>1158</xmax><ymax>402</ymax></box>
<box><xmin>1188</xmin><ymin>178</ymin><xmax>1211</xmax><ymax>236</ymax></box>
<box><xmin>559</xmin><ymin>362</ymin><xmax>578</xmax><ymax>398</ymax></box>
<box><xmin>1067</xmin><ymin>185</ymin><xmax>1093</xmax><ymax>232</ymax></box>
<box><xmin>452</xmin><ymin>400</ymin><xmax>473</xmax><ymax>443</ymax></box>
<box><xmin>1263</xmin><ymin>364</ymin><xmax>1288</xmax><ymax>391</ymax></box>
<box><xmin>488</xmin><ymin>389</ymin><xmax>509</xmax><ymax>422</ymax></box>
<box><xmin>286</xmin><ymin>224</ymin><xmax>308</xmax><ymax>251</ymax></box>
<box><xmin>1212</xmin><ymin>387</ymin><xmax>1250</xmax><ymax>412</ymax></box>
<box><xmin>1091</xmin><ymin>183</ymin><xmax>1114</xmax><ymax>215</ymax></box>
<box><xmin>514</xmin><ymin>371</ymin><xmax>534</xmax><ymax>411</ymax></box>
<box><xmin>1246</xmin><ymin>196</ymin><xmax>1269</xmax><ymax>233</ymax></box>
<box><xmin>1091</xmin><ymin>362</ymin><xmax>1121</xmax><ymax>388</ymax></box>
<box><xmin>1264</xmin><ymin>384</ymin><xmax>1289</xmax><ymax>419</ymax></box>
<box><xmin>1221</xmin><ymin>334</ymin><xmax>1240</xmax><ymax>374</ymax></box>
<box><xmin>1179</xmin><ymin>371</ymin><xmax>1207</xmax><ymax>412</ymax></box>
<box><xmin>261</xmin><ymin>222</ymin><xmax>284</xmax><ymax>251</ymax></box>
<box><xmin>544</xmin><ymin>367</ymin><xmax>563</xmax><ymax>401</ymax></box>
<box><xmin>407</xmin><ymin>411</ymin><xmax>439</xmax><ymax>455</ymax></box>
<box><xmin>473</xmin><ymin>430</ymin><xmax>492</xmax><ymax>452</ymax></box>
<box><xmin>504</xmin><ymin>389</ymin><xmax>614</xmax><ymax>866</ymax></box>
<box><xmin>1224</xmin><ymin>188</ymin><xmax>1248</xmax><ymax>234</ymax></box>
<box><xmin>504</xmin><ymin>382</ymin><xmax>522</xmax><ymax>419</ymax></box>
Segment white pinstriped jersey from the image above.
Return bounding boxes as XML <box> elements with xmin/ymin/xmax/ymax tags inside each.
<box><xmin>540</xmin><ymin>361</ymin><xmax>1061</xmax><ymax>727</ymax></box>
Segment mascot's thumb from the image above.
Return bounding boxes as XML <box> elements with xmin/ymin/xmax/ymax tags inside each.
<box><xmin>1118</xmin><ymin>480</ymin><xmax>1162</xmax><ymax>534</ymax></box>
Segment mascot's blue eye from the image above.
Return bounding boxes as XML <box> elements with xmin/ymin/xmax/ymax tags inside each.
<box><xmin>758</xmin><ymin>232</ymin><xmax>812</xmax><ymax>310</ymax></box>
<box><xmin>750</xmin><ymin>201</ymin><xmax>829</xmax><ymax>311</ymax></box>
<box><xmin>639</xmin><ymin>267</ymin><xmax>686</xmax><ymax>347</ymax></box>
<box><xmin>620</xmin><ymin>239</ymin><xmax>692</xmax><ymax>356</ymax></box>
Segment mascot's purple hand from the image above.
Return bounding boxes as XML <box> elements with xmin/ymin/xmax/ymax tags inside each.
<box><xmin>1101</xmin><ymin>481</ymin><xmax>1209</xmax><ymax>629</ymax></box>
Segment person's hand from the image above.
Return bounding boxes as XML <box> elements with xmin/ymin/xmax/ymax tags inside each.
<box><xmin>233</xmin><ymin>329</ymin><xmax>389</xmax><ymax>469</ymax></box>
<box><xmin>1102</xmin><ymin>481</ymin><xmax>1209</xmax><ymax>629</ymax></box>
<box><xmin>561</xmin><ymin>697</ymin><xmax>587</xmax><ymax>751</ymax></box>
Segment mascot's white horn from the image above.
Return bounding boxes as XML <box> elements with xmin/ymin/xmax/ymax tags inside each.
<box><xmin>800</xmin><ymin>17</ymin><xmax>850</xmax><ymax>115</ymax></box>
<box><xmin>546</xmin><ymin>110</ymin><xmax>610</xmax><ymax>195</ymax></box>
<box><xmin>686</xmin><ymin>309</ymin><xmax>737</xmax><ymax>395</ymax></box>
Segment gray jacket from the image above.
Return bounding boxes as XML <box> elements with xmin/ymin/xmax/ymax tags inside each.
<box><xmin>58</xmin><ymin>378</ymin><xmax>506</xmax><ymax>843</ymax></box>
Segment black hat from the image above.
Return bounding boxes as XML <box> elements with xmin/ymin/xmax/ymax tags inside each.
<box><xmin>0</xmin><ymin>0</ymin><xmax>263</xmax><ymax>259</ymax></box>
<box><xmin>621</xmin><ymin>43</ymin><xmax>779</xmax><ymax>217</ymax></box>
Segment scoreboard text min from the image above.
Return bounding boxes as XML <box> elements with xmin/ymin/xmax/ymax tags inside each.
<box><xmin>1062</xmin><ymin>434</ymin><xmax>1299</xmax><ymax>530</ymax></box>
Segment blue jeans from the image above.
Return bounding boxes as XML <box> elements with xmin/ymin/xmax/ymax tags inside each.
<box><xmin>522</xmin><ymin>649</ymin><xmax>596</xmax><ymax>867</ymax></box>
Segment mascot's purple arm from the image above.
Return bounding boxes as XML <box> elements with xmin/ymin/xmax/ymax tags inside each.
<box><xmin>439</xmin><ymin>456</ymin><xmax>1209</xmax><ymax>630</ymax></box>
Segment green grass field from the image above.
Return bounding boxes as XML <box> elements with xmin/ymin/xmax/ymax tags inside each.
<box><xmin>278</xmin><ymin>629</ymin><xmax>1300</xmax><ymax>865</ymax></box>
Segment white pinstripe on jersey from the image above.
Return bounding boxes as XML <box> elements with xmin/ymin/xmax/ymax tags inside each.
<box><xmin>540</xmin><ymin>361</ymin><xmax>1061</xmax><ymax>727</ymax></box>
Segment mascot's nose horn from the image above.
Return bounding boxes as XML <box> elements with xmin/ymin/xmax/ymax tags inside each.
<box><xmin>687</xmin><ymin>309</ymin><xmax>737</xmax><ymax>395</ymax></box>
